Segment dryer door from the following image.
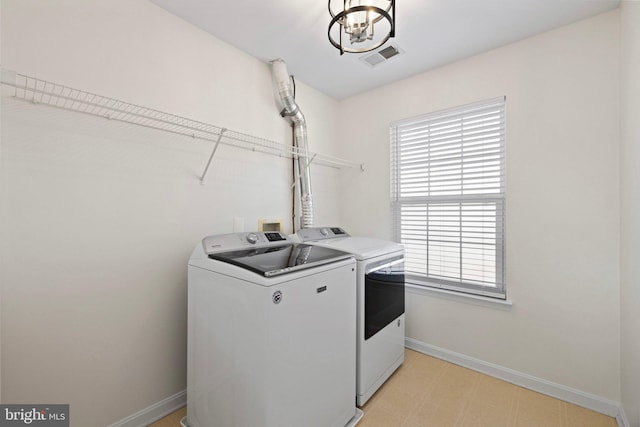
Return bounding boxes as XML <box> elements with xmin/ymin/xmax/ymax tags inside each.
<box><xmin>364</xmin><ymin>256</ymin><xmax>405</xmax><ymax>340</ymax></box>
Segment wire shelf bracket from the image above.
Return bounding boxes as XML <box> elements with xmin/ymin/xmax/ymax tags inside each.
<box><xmin>200</xmin><ymin>128</ymin><xmax>227</xmax><ymax>184</ymax></box>
<box><xmin>0</xmin><ymin>68</ymin><xmax>365</xmax><ymax>178</ymax></box>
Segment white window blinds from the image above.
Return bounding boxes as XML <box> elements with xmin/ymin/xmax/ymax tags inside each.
<box><xmin>390</xmin><ymin>97</ymin><xmax>506</xmax><ymax>298</ymax></box>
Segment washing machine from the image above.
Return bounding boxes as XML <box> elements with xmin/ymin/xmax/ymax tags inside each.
<box><xmin>297</xmin><ymin>227</ymin><xmax>405</xmax><ymax>406</ymax></box>
<box><xmin>186</xmin><ymin>231</ymin><xmax>362</xmax><ymax>427</ymax></box>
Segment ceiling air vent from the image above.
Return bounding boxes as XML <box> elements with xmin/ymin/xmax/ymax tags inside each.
<box><xmin>360</xmin><ymin>44</ymin><xmax>403</xmax><ymax>68</ymax></box>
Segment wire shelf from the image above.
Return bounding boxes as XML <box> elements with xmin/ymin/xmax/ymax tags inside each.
<box><xmin>0</xmin><ymin>69</ymin><xmax>363</xmax><ymax>181</ymax></box>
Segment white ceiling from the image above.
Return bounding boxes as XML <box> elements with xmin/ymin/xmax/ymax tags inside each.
<box><xmin>150</xmin><ymin>0</ymin><xmax>619</xmax><ymax>100</ymax></box>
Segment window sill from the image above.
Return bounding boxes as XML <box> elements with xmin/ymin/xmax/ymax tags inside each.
<box><xmin>406</xmin><ymin>282</ymin><xmax>513</xmax><ymax>310</ymax></box>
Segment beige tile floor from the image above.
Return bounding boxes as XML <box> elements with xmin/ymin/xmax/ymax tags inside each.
<box><xmin>149</xmin><ymin>349</ymin><xmax>617</xmax><ymax>427</ymax></box>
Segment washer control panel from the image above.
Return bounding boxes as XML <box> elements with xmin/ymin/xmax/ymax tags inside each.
<box><xmin>202</xmin><ymin>231</ymin><xmax>290</xmax><ymax>254</ymax></box>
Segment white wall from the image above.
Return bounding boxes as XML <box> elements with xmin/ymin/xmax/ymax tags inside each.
<box><xmin>620</xmin><ymin>1</ymin><xmax>640</xmax><ymax>425</ymax></box>
<box><xmin>0</xmin><ymin>1</ymin><xmax>341</xmax><ymax>425</ymax></box>
<box><xmin>0</xmin><ymin>0</ymin><xmax>3</xmax><ymax>406</ymax></box>
<box><xmin>338</xmin><ymin>11</ymin><xmax>621</xmax><ymax>400</ymax></box>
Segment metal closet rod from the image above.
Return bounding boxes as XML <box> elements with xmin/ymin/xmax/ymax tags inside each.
<box><xmin>0</xmin><ymin>68</ymin><xmax>364</xmax><ymax>182</ymax></box>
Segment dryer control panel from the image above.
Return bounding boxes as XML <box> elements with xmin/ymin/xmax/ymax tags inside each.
<box><xmin>297</xmin><ymin>227</ymin><xmax>350</xmax><ymax>242</ymax></box>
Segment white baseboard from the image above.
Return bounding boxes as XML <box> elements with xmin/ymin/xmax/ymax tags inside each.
<box><xmin>107</xmin><ymin>341</ymin><xmax>633</xmax><ymax>427</ymax></box>
<box><xmin>617</xmin><ymin>407</ymin><xmax>631</xmax><ymax>427</ymax></box>
<box><xmin>107</xmin><ymin>389</ymin><xmax>186</xmax><ymax>427</ymax></box>
<box><xmin>405</xmin><ymin>337</ymin><xmax>627</xmax><ymax>426</ymax></box>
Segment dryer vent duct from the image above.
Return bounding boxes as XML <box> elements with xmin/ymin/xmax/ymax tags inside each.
<box><xmin>270</xmin><ymin>59</ymin><xmax>314</xmax><ymax>231</ymax></box>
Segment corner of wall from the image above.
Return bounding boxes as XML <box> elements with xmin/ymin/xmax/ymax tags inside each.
<box><xmin>619</xmin><ymin>1</ymin><xmax>640</xmax><ymax>426</ymax></box>
<box><xmin>0</xmin><ymin>0</ymin><xmax>4</xmax><ymax>405</ymax></box>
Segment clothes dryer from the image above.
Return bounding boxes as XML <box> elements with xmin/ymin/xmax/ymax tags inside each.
<box><xmin>297</xmin><ymin>227</ymin><xmax>405</xmax><ymax>406</ymax></box>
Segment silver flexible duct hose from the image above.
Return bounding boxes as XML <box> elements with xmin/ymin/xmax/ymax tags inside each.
<box><xmin>270</xmin><ymin>59</ymin><xmax>314</xmax><ymax>230</ymax></box>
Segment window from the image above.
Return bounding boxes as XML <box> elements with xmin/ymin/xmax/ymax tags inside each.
<box><xmin>390</xmin><ymin>97</ymin><xmax>506</xmax><ymax>299</ymax></box>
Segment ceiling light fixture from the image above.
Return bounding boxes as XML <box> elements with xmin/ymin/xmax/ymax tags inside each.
<box><xmin>328</xmin><ymin>0</ymin><xmax>395</xmax><ymax>55</ymax></box>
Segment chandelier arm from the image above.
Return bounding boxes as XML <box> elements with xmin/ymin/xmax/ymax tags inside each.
<box><xmin>371</xmin><ymin>1</ymin><xmax>394</xmax><ymax>25</ymax></box>
<box><xmin>328</xmin><ymin>0</ymin><xmax>394</xmax><ymax>24</ymax></box>
<box><xmin>391</xmin><ymin>0</ymin><xmax>395</xmax><ymax>37</ymax></box>
<box><xmin>340</xmin><ymin>16</ymin><xmax>345</xmax><ymax>55</ymax></box>
<box><xmin>328</xmin><ymin>0</ymin><xmax>338</xmax><ymax>19</ymax></box>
